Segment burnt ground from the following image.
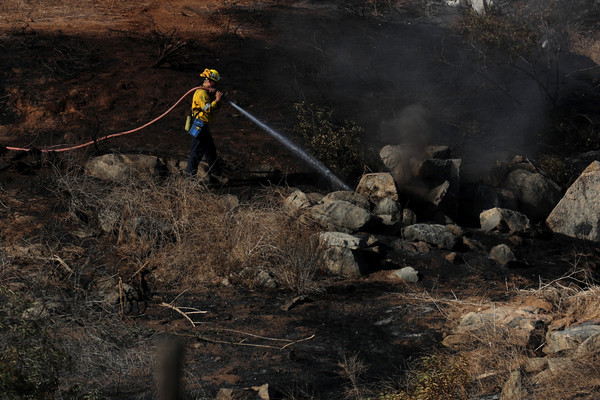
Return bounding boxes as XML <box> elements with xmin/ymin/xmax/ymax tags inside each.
<box><xmin>2</xmin><ymin>1</ymin><xmax>600</xmax><ymax>399</ymax></box>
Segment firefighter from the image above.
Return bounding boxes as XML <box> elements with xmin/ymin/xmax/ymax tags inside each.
<box><xmin>186</xmin><ymin>68</ymin><xmax>228</xmax><ymax>183</ymax></box>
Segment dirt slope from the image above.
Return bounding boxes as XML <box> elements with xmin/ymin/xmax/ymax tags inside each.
<box><xmin>2</xmin><ymin>1</ymin><xmax>600</xmax><ymax>399</ymax></box>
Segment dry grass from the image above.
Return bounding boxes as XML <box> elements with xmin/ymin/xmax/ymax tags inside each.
<box><xmin>568</xmin><ymin>29</ymin><xmax>600</xmax><ymax>65</ymax></box>
<box><xmin>54</xmin><ymin>172</ymin><xmax>326</xmax><ymax>293</ymax></box>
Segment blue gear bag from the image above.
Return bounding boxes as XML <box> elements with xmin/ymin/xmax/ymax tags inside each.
<box><xmin>188</xmin><ymin>118</ymin><xmax>204</xmax><ymax>138</ymax></box>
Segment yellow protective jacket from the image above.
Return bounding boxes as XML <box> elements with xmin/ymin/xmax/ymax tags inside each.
<box><xmin>191</xmin><ymin>88</ymin><xmax>220</xmax><ymax>124</ymax></box>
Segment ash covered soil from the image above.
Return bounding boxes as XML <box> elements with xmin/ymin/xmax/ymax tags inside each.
<box><xmin>2</xmin><ymin>1</ymin><xmax>600</xmax><ymax>399</ymax></box>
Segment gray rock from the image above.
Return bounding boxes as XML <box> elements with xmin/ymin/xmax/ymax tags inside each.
<box><xmin>575</xmin><ymin>332</ymin><xmax>600</xmax><ymax>359</ymax></box>
<box><xmin>319</xmin><ymin>232</ymin><xmax>368</xmax><ymax>277</ymax></box>
<box><xmin>322</xmin><ymin>191</ymin><xmax>370</xmax><ymax>209</ymax></box>
<box><xmin>503</xmin><ymin>168</ymin><xmax>562</xmax><ymax>221</ymax></box>
<box><xmin>379</xmin><ymin>144</ymin><xmax>423</xmax><ymax>185</ymax></box>
<box><xmin>425</xmin><ymin>181</ymin><xmax>450</xmax><ymax>207</ymax></box>
<box><xmin>309</xmin><ymin>200</ymin><xmax>372</xmax><ymax>233</ymax></box>
<box><xmin>86</xmin><ymin>153</ymin><xmax>164</xmax><ymax>182</ymax></box>
<box><xmin>547</xmin><ymin>357</ymin><xmax>574</xmax><ymax>373</ymax></box>
<box><xmin>256</xmin><ymin>270</ymin><xmax>277</xmax><ymax>289</ymax></box>
<box><xmin>544</xmin><ymin>324</ymin><xmax>600</xmax><ymax>354</ymax></box>
<box><xmin>355</xmin><ymin>172</ymin><xmax>399</xmax><ymax>203</ymax></box>
<box><xmin>402</xmin><ymin>223</ymin><xmax>457</xmax><ymax>250</ymax></box>
<box><xmin>283</xmin><ymin>190</ymin><xmax>313</xmax><ymax>214</ymax></box>
<box><xmin>322</xmin><ymin>246</ymin><xmax>363</xmax><ymax>277</ymax></box>
<box><xmin>22</xmin><ymin>301</ymin><xmax>61</xmax><ymax>320</ymax></box>
<box><xmin>524</xmin><ymin>358</ymin><xmax>548</xmax><ymax>373</ymax></box>
<box><xmin>389</xmin><ymin>267</ymin><xmax>420</xmax><ymax>283</ymax></box>
<box><xmin>489</xmin><ymin>244</ymin><xmax>516</xmax><ymax>266</ymax></box>
<box><xmin>402</xmin><ymin>208</ymin><xmax>417</xmax><ymax>226</ymax></box>
<box><xmin>319</xmin><ymin>232</ymin><xmax>366</xmax><ymax>250</ymax></box>
<box><xmin>373</xmin><ymin>197</ymin><xmax>401</xmax><ymax>219</ymax></box>
<box><xmin>94</xmin><ymin>278</ymin><xmax>144</xmax><ymax>312</ymax></box>
<box><xmin>444</xmin><ymin>306</ymin><xmax>552</xmax><ymax>349</ymax></box>
<box><xmin>221</xmin><ymin>194</ymin><xmax>240</xmax><ymax>209</ymax></box>
<box><xmin>500</xmin><ymin>370</ymin><xmax>527</xmax><ymax>400</ymax></box>
<box><xmin>480</xmin><ymin>207</ymin><xmax>531</xmax><ymax>235</ymax></box>
<box><xmin>546</xmin><ymin>161</ymin><xmax>600</xmax><ymax>241</ymax></box>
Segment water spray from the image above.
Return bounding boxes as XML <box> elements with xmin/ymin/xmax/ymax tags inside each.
<box><xmin>3</xmin><ymin>85</ymin><xmax>351</xmax><ymax>192</ymax></box>
<box><xmin>227</xmin><ymin>99</ymin><xmax>352</xmax><ymax>192</ymax></box>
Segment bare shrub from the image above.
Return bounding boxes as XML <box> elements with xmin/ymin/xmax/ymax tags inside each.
<box><xmin>41</xmin><ymin>37</ymin><xmax>99</xmax><ymax>78</ymax></box>
<box><xmin>568</xmin><ymin>29</ymin><xmax>600</xmax><ymax>65</ymax></box>
<box><xmin>527</xmin><ymin>260</ymin><xmax>600</xmax><ymax>320</ymax></box>
<box><xmin>337</xmin><ymin>353</ymin><xmax>369</xmax><ymax>400</ymax></box>
<box><xmin>530</xmin><ymin>358</ymin><xmax>600</xmax><ymax>400</ymax></box>
<box><xmin>269</xmin><ymin>234</ymin><xmax>326</xmax><ymax>295</ymax></box>
<box><xmin>54</xmin><ymin>171</ymin><xmax>325</xmax><ymax>291</ymax></box>
<box><xmin>55</xmin><ymin>319</ymin><xmax>157</xmax><ymax>397</ymax></box>
<box><xmin>368</xmin><ymin>353</ymin><xmax>471</xmax><ymax>400</ymax></box>
<box><xmin>145</xmin><ymin>16</ymin><xmax>187</xmax><ymax>68</ymax></box>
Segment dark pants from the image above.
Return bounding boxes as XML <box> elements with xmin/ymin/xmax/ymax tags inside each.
<box><xmin>186</xmin><ymin>125</ymin><xmax>221</xmax><ymax>175</ymax></box>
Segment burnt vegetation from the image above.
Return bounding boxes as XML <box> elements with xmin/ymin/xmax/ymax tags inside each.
<box><xmin>1</xmin><ymin>0</ymin><xmax>600</xmax><ymax>399</ymax></box>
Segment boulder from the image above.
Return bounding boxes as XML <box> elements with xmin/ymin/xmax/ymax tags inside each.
<box><xmin>480</xmin><ymin>207</ymin><xmax>531</xmax><ymax>235</ymax></box>
<box><xmin>425</xmin><ymin>181</ymin><xmax>450</xmax><ymax>207</ymax></box>
<box><xmin>401</xmin><ymin>208</ymin><xmax>417</xmax><ymax>226</ymax></box>
<box><xmin>355</xmin><ymin>172</ymin><xmax>398</xmax><ymax>203</ymax></box>
<box><xmin>319</xmin><ymin>232</ymin><xmax>369</xmax><ymax>278</ymax></box>
<box><xmin>322</xmin><ymin>191</ymin><xmax>370</xmax><ymax>210</ymax></box>
<box><xmin>402</xmin><ymin>223</ymin><xmax>457</xmax><ymax>250</ymax></box>
<box><xmin>283</xmin><ymin>190</ymin><xmax>313</xmax><ymax>214</ymax></box>
<box><xmin>309</xmin><ymin>200</ymin><xmax>372</xmax><ymax>233</ymax></box>
<box><xmin>489</xmin><ymin>244</ymin><xmax>516</xmax><ymax>266</ymax></box>
<box><xmin>372</xmin><ymin>198</ymin><xmax>401</xmax><ymax>219</ymax></box>
<box><xmin>575</xmin><ymin>332</ymin><xmax>600</xmax><ymax>359</ymax></box>
<box><xmin>500</xmin><ymin>370</ymin><xmax>527</xmax><ymax>400</ymax></box>
<box><xmin>502</xmin><ymin>168</ymin><xmax>562</xmax><ymax>221</ymax></box>
<box><xmin>319</xmin><ymin>232</ymin><xmax>367</xmax><ymax>249</ymax></box>
<box><xmin>546</xmin><ymin>161</ymin><xmax>600</xmax><ymax>241</ymax></box>
<box><xmin>443</xmin><ymin>306</ymin><xmax>552</xmax><ymax>349</ymax></box>
<box><xmin>86</xmin><ymin>153</ymin><xmax>164</xmax><ymax>181</ymax></box>
<box><xmin>524</xmin><ymin>358</ymin><xmax>548</xmax><ymax>374</ymax></box>
<box><xmin>544</xmin><ymin>324</ymin><xmax>600</xmax><ymax>354</ymax></box>
<box><xmin>321</xmin><ymin>247</ymin><xmax>363</xmax><ymax>277</ymax></box>
<box><xmin>445</xmin><ymin>0</ymin><xmax>494</xmax><ymax>14</ymax></box>
<box><xmin>379</xmin><ymin>144</ymin><xmax>423</xmax><ymax>184</ymax></box>
<box><xmin>388</xmin><ymin>266</ymin><xmax>420</xmax><ymax>283</ymax></box>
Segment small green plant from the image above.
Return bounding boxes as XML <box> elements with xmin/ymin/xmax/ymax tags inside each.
<box><xmin>293</xmin><ymin>101</ymin><xmax>379</xmax><ymax>182</ymax></box>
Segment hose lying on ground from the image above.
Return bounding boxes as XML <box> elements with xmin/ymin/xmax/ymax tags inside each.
<box><xmin>4</xmin><ymin>86</ymin><xmax>212</xmax><ymax>153</ymax></box>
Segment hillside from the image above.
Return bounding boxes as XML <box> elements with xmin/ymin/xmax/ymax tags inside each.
<box><xmin>1</xmin><ymin>1</ymin><xmax>600</xmax><ymax>399</ymax></box>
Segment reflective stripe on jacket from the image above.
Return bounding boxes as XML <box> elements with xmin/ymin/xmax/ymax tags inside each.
<box><xmin>191</xmin><ymin>88</ymin><xmax>220</xmax><ymax>124</ymax></box>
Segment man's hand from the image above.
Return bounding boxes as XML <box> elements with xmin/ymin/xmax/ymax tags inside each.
<box><xmin>215</xmin><ymin>91</ymin><xmax>223</xmax><ymax>102</ymax></box>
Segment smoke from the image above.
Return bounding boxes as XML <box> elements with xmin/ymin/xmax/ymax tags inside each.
<box><xmin>261</xmin><ymin>2</ymin><xmax>594</xmax><ymax>181</ymax></box>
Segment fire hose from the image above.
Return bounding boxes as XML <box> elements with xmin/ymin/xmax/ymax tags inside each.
<box><xmin>3</xmin><ymin>86</ymin><xmax>215</xmax><ymax>153</ymax></box>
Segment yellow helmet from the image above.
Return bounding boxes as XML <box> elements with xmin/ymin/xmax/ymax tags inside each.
<box><xmin>200</xmin><ymin>68</ymin><xmax>221</xmax><ymax>82</ymax></box>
